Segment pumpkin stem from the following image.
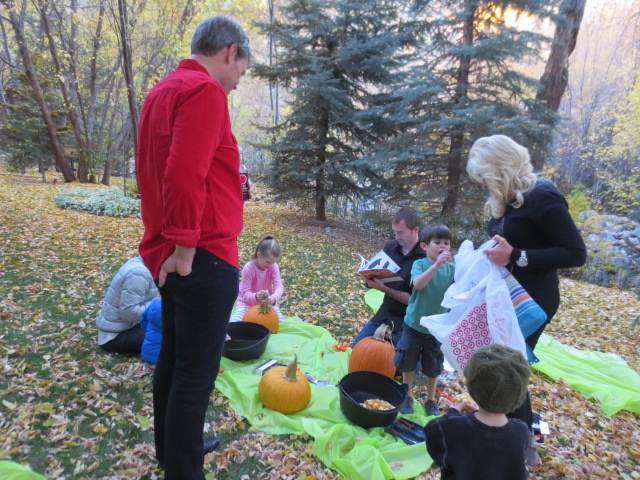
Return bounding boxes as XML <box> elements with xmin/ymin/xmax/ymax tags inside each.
<box><xmin>372</xmin><ymin>323</ymin><xmax>392</xmax><ymax>344</ymax></box>
<box><xmin>258</xmin><ymin>303</ymin><xmax>271</xmax><ymax>314</ymax></box>
<box><xmin>283</xmin><ymin>354</ymin><xmax>299</xmax><ymax>382</ymax></box>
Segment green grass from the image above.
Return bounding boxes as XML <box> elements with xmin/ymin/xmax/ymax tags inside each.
<box><xmin>2</xmin><ymin>174</ymin><xmax>639</xmax><ymax>480</ymax></box>
<box><xmin>0</xmin><ymin>175</ymin><xmax>374</xmax><ymax>479</ymax></box>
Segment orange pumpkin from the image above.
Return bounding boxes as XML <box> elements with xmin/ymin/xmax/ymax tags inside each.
<box><xmin>349</xmin><ymin>323</ymin><xmax>396</xmax><ymax>378</ymax></box>
<box><xmin>243</xmin><ymin>304</ymin><xmax>279</xmax><ymax>333</ymax></box>
<box><xmin>258</xmin><ymin>354</ymin><xmax>311</xmax><ymax>414</ymax></box>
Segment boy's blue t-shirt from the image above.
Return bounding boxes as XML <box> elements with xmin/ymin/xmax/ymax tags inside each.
<box><xmin>404</xmin><ymin>258</ymin><xmax>455</xmax><ymax>333</ymax></box>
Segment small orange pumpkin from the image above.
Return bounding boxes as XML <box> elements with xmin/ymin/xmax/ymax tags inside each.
<box><xmin>258</xmin><ymin>354</ymin><xmax>311</xmax><ymax>414</ymax></box>
<box><xmin>243</xmin><ymin>304</ymin><xmax>279</xmax><ymax>333</ymax></box>
<box><xmin>349</xmin><ymin>323</ymin><xmax>396</xmax><ymax>378</ymax></box>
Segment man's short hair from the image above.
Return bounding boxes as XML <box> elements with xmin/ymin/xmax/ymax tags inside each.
<box><xmin>392</xmin><ymin>207</ymin><xmax>421</xmax><ymax>230</ymax></box>
<box><xmin>419</xmin><ymin>225</ymin><xmax>453</xmax><ymax>245</ymax></box>
<box><xmin>191</xmin><ymin>16</ymin><xmax>250</xmax><ymax>60</ymax></box>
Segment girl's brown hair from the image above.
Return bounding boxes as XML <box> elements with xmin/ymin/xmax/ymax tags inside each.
<box><xmin>252</xmin><ymin>235</ymin><xmax>281</xmax><ymax>259</ymax></box>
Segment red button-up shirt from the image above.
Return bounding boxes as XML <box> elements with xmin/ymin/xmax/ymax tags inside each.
<box><xmin>137</xmin><ymin>59</ymin><xmax>243</xmax><ymax>278</ymax></box>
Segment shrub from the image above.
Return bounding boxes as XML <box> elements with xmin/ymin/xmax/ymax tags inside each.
<box><xmin>567</xmin><ymin>184</ymin><xmax>597</xmax><ymax>222</ymax></box>
<box><xmin>54</xmin><ymin>188</ymin><xmax>140</xmax><ymax>218</ymax></box>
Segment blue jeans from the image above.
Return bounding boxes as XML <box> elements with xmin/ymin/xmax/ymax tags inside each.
<box><xmin>154</xmin><ymin>249</ymin><xmax>239</xmax><ymax>480</ymax></box>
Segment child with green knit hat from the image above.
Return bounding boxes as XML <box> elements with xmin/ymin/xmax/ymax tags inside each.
<box><xmin>424</xmin><ymin>344</ymin><xmax>533</xmax><ymax>480</ymax></box>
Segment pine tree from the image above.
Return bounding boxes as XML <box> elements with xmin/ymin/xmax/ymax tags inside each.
<box><xmin>380</xmin><ymin>0</ymin><xmax>558</xmax><ymax>222</ymax></box>
<box><xmin>0</xmin><ymin>67</ymin><xmax>71</xmax><ymax>176</ymax></box>
<box><xmin>253</xmin><ymin>0</ymin><xmax>416</xmax><ymax>220</ymax></box>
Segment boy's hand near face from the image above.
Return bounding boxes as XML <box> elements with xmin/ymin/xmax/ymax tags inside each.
<box><xmin>435</xmin><ymin>250</ymin><xmax>452</xmax><ymax>269</ymax></box>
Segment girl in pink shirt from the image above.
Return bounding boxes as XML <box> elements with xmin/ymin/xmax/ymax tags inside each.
<box><xmin>230</xmin><ymin>235</ymin><xmax>285</xmax><ymax>323</ymax></box>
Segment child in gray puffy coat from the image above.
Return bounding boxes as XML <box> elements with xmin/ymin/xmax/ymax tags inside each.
<box><xmin>96</xmin><ymin>256</ymin><xmax>159</xmax><ymax>353</ymax></box>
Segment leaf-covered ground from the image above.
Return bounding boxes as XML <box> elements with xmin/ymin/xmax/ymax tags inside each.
<box><xmin>0</xmin><ymin>172</ymin><xmax>638</xmax><ymax>479</ymax></box>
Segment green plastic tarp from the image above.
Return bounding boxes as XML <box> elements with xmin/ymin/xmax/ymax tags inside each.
<box><xmin>216</xmin><ymin>317</ymin><xmax>433</xmax><ymax>480</ymax></box>
<box><xmin>533</xmin><ymin>334</ymin><xmax>640</xmax><ymax>416</ymax></box>
<box><xmin>0</xmin><ymin>461</ymin><xmax>46</xmax><ymax>480</ymax></box>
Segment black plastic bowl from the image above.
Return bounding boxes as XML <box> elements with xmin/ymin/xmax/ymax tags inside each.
<box><xmin>223</xmin><ymin>322</ymin><xmax>270</xmax><ymax>361</ymax></box>
<box><xmin>338</xmin><ymin>370</ymin><xmax>407</xmax><ymax>429</ymax></box>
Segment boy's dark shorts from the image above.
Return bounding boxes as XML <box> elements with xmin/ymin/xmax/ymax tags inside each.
<box><xmin>394</xmin><ymin>324</ymin><xmax>444</xmax><ymax>378</ymax></box>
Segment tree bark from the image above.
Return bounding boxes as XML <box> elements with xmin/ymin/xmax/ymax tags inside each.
<box><xmin>536</xmin><ymin>0</ymin><xmax>587</xmax><ymax>112</ymax></box>
<box><xmin>117</xmin><ymin>0</ymin><xmax>138</xmax><ymax>156</ymax></box>
<box><xmin>68</xmin><ymin>0</ymin><xmax>94</xmax><ymax>181</ymax></box>
<box><xmin>2</xmin><ymin>0</ymin><xmax>76</xmax><ymax>182</ymax></box>
<box><xmin>315</xmin><ymin>104</ymin><xmax>330</xmax><ymax>221</ymax></box>
<box><xmin>103</xmin><ymin>117</ymin><xmax>132</xmax><ymax>187</ymax></box>
<box><xmin>100</xmin><ymin>75</ymin><xmax>123</xmax><ymax>185</ymax></box>
<box><xmin>268</xmin><ymin>0</ymin><xmax>280</xmax><ymax>125</ymax></box>
<box><xmin>38</xmin><ymin>0</ymin><xmax>91</xmax><ymax>182</ymax></box>
<box><xmin>441</xmin><ymin>0</ymin><xmax>476</xmax><ymax>218</ymax></box>
<box><xmin>86</xmin><ymin>3</ymin><xmax>106</xmax><ymax>180</ymax></box>
<box><xmin>0</xmin><ymin>16</ymin><xmax>13</xmax><ymax>120</ymax></box>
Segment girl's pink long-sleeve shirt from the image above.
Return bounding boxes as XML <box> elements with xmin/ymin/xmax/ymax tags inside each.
<box><xmin>236</xmin><ymin>260</ymin><xmax>284</xmax><ymax>308</ymax></box>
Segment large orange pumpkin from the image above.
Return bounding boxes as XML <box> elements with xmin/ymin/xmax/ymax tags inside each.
<box><xmin>348</xmin><ymin>323</ymin><xmax>396</xmax><ymax>378</ymax></box>
<box><xmin>243</xmin><ymin>304</ymin><xmax>279</xmax><ymax>333</ymax></box>
<box><xmin>258</xmin><ymin>354</ymin><xmax>311</xmax><ymax>414</ymax></box>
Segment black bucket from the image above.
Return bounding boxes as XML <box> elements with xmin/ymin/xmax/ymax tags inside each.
<box><xmin>338</xmin><ymin>371</ymin><xmax>406</xmax><ymax>429</ymax></box>
<box><xmin>223</xmin><ymin>322</ymin><xmax>270</xmax><ymax>361</ymax></box>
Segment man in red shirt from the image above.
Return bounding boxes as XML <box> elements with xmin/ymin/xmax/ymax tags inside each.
<box><xmin>136</xmin><ymin>16</ymin><xmax>249</xmax><ymax>480</ymax></box>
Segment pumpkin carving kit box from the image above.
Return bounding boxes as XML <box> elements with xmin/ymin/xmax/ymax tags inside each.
<box><xmin>255</xmin><ymin>358</ymin><xmax>287</xmax><ymax>375</ymax></box>
<box><xmin>255</xmin><ymin>359</ymin><xmax>332</xmax><ymax>386</ymax></box>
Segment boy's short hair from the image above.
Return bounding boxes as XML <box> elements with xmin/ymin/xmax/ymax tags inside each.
<box><xmin>419</xmin><ymin>224</ymin><xmax>453</xmax><ymax>245</ymax></box>
<box><xmin>463</xmin><ymin>344</ymin><xmax>530</xmax><ymax>414</ymax></box>
<box><xmin>392</xmin><ymin>207</ymin><xmax>421</xmax><ymax>230</ymax></box>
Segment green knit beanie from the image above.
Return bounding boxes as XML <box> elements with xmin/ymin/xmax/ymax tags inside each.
<box><xmin>463</xmin><ymin>344</ymin><xmax>530</xmax><ymax>414</ymax></box>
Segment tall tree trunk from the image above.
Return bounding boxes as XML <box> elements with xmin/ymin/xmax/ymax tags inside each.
<box><xmin>315</xmin><ymin>106</ymin><xmax>330</xmax><ymax>221</ymax></box>
<box><xmin>103</xmin><ymin>116</ymin><xmax>132</xmax><ymax>187</ymax></box>
<box><xmin>0</xmin><ymin>16</ymin><xmax>12</xmax><ymax>120</ymax></box>
<box><xmin>2</xmin><ymin>0</ymin><xmax>76</xmax><ymax>182</ymax></box>
<box><xmin>441</xmin><ymin>0</ymin><xmax>476</xmax><ymax>218</ymax></box>
<box><xmin>117</xmin><ymin>0</ymin><xmax>138</xmax><ymax>156</ymax></box>
<box><xmin>268</xmin><ymin>0</ymin><xmax>280</xmax><ymax>125</ymax></box>
<box><xmin>536</xmin><ymin>0</ymin><xmax>587</xmax><ymax>112</ymax></box>
<box><xmin>100</xmin><ymin>75</ymin><xmax>123</xmax><ymax>185</ymax></box>
<box><xmin>0</xmin><ymin>76</ymin><xmax>8</xmax><ymax>121</ymax></box>
<box><xmin>315</xmin><ymin>175</ymin><xmax>326</xmax><ymax>221</ymax></box>
<box><xmin>86</xmin><ymin>4</ymin><xmax>106</xmax><ymax>183</ymax></box>
<box><xmin>38</xmin><ymin>0</ymin><xmax>90</xmax><ymax>182</ymax></box>
<box><xmin>68</xmin><ymin>0</ymin><xmax>94</xmax><ymax>181</ymax></box>
<box><xmin>533</xmin><ymin>0</ymin><xmax>587</xmax><ymax>170</ymax></box>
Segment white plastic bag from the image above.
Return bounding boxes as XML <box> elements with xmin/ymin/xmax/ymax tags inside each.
<box><xmin>421</xmin><ymin>239</ymin><xmax>527</xmax><ymax>372</ymax></box>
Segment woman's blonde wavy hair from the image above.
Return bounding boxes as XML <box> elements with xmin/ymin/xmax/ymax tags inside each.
<box><xmin>466</xmin><ymin>135</ymin><xmax>538</xmax><ymax>219</ymax></box>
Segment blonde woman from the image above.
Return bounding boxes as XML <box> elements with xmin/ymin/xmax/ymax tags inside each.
<box><xmin>467</xmin><ymin>135</ymin><xmax>586</xmax><ymax>345</ymax></box>
<box><xmin>466</xmin><ymin>134</ymin><xmax>586</xmax><ymax>443</ymax></box>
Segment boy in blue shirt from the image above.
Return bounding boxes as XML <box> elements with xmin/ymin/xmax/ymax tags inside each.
<box><xmin>395</xmin><ymin>225</ymin><xmax>455</xmax><ymax>415</ymax></box>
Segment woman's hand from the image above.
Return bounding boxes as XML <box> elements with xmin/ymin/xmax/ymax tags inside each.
<box><xmin>483</xmin><ymin>235</ymin><xmax>513</xmax><ymax>266</ymax></box>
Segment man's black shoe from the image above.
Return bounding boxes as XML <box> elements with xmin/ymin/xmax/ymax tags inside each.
<box><xmin>157</xmin><ymin>437</ymin><xmax>221</xmax><ymax>469</ymax></box>
<box><xmin>203</xmin><ymin>436</ymin><xmax>221</xmax><ymax>454</ymax></box>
